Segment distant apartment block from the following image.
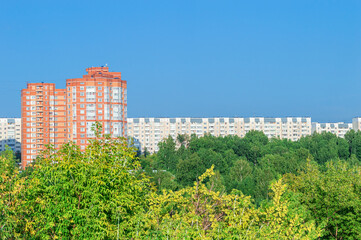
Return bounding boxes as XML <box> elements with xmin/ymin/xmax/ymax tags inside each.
<box><xmin>21</xmin><ymin>66</ymin><xmax>127</xmax><ymax>168</ymax></box>
<box><xmin>0</xmin><ymin>118</ymin><xmax>21</xmax><ymax>153</ymax></box>
<box><xmin>312</xmin><ymin>122</ymin><xmax>352</xmax><ymax>138</ymax></box>
<box><xmin>352</xmin><ymin>118</ymin><xmax>361</xmax><ymax>132</ymax></box>
<box><xmin>127</xmin><ymin>117</ymin><xmax>312</xmax><ymax>153</ymax></box>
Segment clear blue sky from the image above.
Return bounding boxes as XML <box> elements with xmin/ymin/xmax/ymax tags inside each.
<box><xmin>1</xmin><ymin>1</ymin><xmax>361</xmax><ymax>122</ymax></box>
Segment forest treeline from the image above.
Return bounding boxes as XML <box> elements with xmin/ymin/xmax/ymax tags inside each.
<box><xmin>141</xmin><ymin>130</ymin><xmax>361</xmax><ymax>199</ymax></box>
<box><xmin>0</xmin><ymin>126</ymin><xmax>360</xmax><ymax>239</ymax></box>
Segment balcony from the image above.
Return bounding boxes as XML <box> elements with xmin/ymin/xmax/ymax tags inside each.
<box><xmin>36</xmin><ymin>118</ymin><xmax>43</xmax><ymax>123</ymax></box>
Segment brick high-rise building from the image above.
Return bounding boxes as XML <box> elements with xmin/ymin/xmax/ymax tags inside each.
<box><xmin>66</xmin><ymin>67</ymin><xmax>127</xmax><ymax>149</ymax></box>
<box><xmin>21</xmin><ymin>66</ymin><xmax>127</xmax><ymax>168</ymax></box>
<box><xmin>21</xmin><ymin>83</ymin><xmax>67</xmax><ymax>168</ymax></box>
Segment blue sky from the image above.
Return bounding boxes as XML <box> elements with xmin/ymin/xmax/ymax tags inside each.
<box><xmin>1</xmin><ymin>0</ymin><xmax>361</xmax><ymax>122</ymax></box>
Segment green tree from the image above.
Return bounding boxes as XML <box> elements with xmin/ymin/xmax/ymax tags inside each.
<box><xmin>176</xmin><ymin>134</ymin><xmax>189</xmax><ymax>147</ymax></box>
<box><xmin>156</xmin><ymin>136</ymin><xmax>178</xmax><ymax>172</ymax></box>
<box><xmin>147</xmin><ymin>169</ymin><xmax>179</xmax><ymax>193</ymax></box>
<box><xmin>337</xmin><ymin>137</ymin><xmax>349</xmax><ymax>159</ymax></box>
<box><xmin>13</xmin><ymin>124</ymin><xmax>152</xmax><ymax>239</ymax></box>
<box><xmin>284</xmin><ymin>160</ymin><xmax>361</xmax><ymax>239</ymax></box>
<box><xmin>0</xmin><ymin>148</ymin><xmax>23</xmax><ymax>239</ymax></box>
<box><xmin>345</xmin><ymin>130</ymin><xmax>361</xmax><ymax>160</ymax></box>
<box><xmin>241</xmin><ymin>130</ymin><xmax>269</xmax><ymax>165</ymax></box>
<box><xmin>176</xmin><ymin>153</ymin><xmax>206</xmax><ymax>187</ymax></box>
<box><xmin>143</xmin><ymin>146</ymin><xmax>150</xmax><ymax>157</ymax></box>
<box><xmin>300</xmin><ymin>133</ymin><xmax>342</xmax><ymax>164</ymax></box>
<box><xmin>227</xmin><ymin>158</ymin><xmax>253</xmax><ymax>191</ymax></box>
<box><xmin>197</xmin><ymin>148</ymin><xmax>228</xmax><ymax>174</ymax></box>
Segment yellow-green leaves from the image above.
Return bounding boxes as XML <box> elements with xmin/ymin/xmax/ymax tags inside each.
<box><xmin>284</xmin><ymin>160</ymin><xmax>361</xmax><ymax>239</ymax></box>
<box><xmin>132</xmin><ymin>166</ymin><xmax>321</xmax><ymax>239</ymax></box>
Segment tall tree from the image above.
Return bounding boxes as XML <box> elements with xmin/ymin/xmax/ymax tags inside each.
<box><xmin>156</xmin><ymin>136</ymin><xmax>178</xmax><ymax>172</ymax></box>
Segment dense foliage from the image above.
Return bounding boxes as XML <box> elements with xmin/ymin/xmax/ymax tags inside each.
<box><xmin>141</xmin><ymin>130</ymin><xmax>361</xmax><ymax>239</ymax></box>
<box><xmin>142</xmin><ymin>131</ymin><xmax>361</xmax><ymax>202</ymax></box>
<box><xmin>0</xmin><ymin>125</ymin><xmax>152</xmax><ymax>239</ymax></box>
<box><xmin>284</xmin><ymin>160</ymin><xmax>361</xmax><ymax>239</ymax></box>
<box><xmin>0</xmin><ymin>127</ymin><xmax>360</xmax><ymax>238</ymax></box>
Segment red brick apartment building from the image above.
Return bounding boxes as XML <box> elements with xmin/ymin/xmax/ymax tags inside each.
<box><xmin>21</xmin><ymin>67</ymin><xmax>127</xmax><ymax>168</ymax></box>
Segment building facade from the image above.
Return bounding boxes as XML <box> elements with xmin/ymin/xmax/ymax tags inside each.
<box><xmin>0</xmin><ymin>118</ymin><xmax>21</xmax><ymax>153</ymax></box>
<box><xmin>21</xmin><ymin>66</ymin><xmax>127</xmax><ymax>168</ymax></box>
<box><xmin>66</xmin><ymin>67</ymin><xmax>127</xmax><ymax>150</ymax></box>
<box><xmin>127</xmin><ymin>117</ymin><xmax>312</xmax><ymax>153</ymax></box>
<box><xmin>352</xmin><ymin>118</ymin><xmax>361</xmax><ymax>132</ymax></box>
<box><xmin>21</xmin><ymin>83</ymin><xmax>67</xmax><ymax>167</ymax></box>
<box><xmin>311</xmin><ymin>122</ymin><xmax>352</xmax><ymax>138</ymax></box>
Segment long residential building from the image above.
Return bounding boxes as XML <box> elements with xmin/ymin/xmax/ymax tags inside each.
<box><xmin>0</xmin><ymin>118</ymin><xmax>21</xmax><ymax>153</ymax></box>
<box><xmin>127</xmin><ymin>117</ymin><xmax>312</xmax><ymax>153</ymax></box>
<box><xmin>21</xmin><ymin>66</ymin><xmax>127</xmax><ymax>168</ymax></box>
<box><xmin>311</xmin><ymin>122</ymin><xmax>352</xmax><ymax>138</ymax></box>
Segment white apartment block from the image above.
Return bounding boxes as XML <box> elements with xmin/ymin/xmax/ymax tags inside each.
<box><xmin>352</xmin><ymin>118</ymin><xmax>361</xmax><ymax>132</ymax></box>
<box><xmin>0</xmin><ymin>118</ymin><xmax>21</xmax><ymax>153</ymax></box>
<box><xmin>127</xmin><ymin>117</ymin><xmax>312</xmax><ymax>153</ymax></box>
<box><xmin>312</xmin><ymin>122</ymin><xmax>352</xmax><ymax>138</ymax></box>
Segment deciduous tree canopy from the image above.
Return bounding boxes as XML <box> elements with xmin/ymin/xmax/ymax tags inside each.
<box><xmin>1</xmin><ymin>128</ymin><xmax>360</xmax><ymax>238</ymax></box>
